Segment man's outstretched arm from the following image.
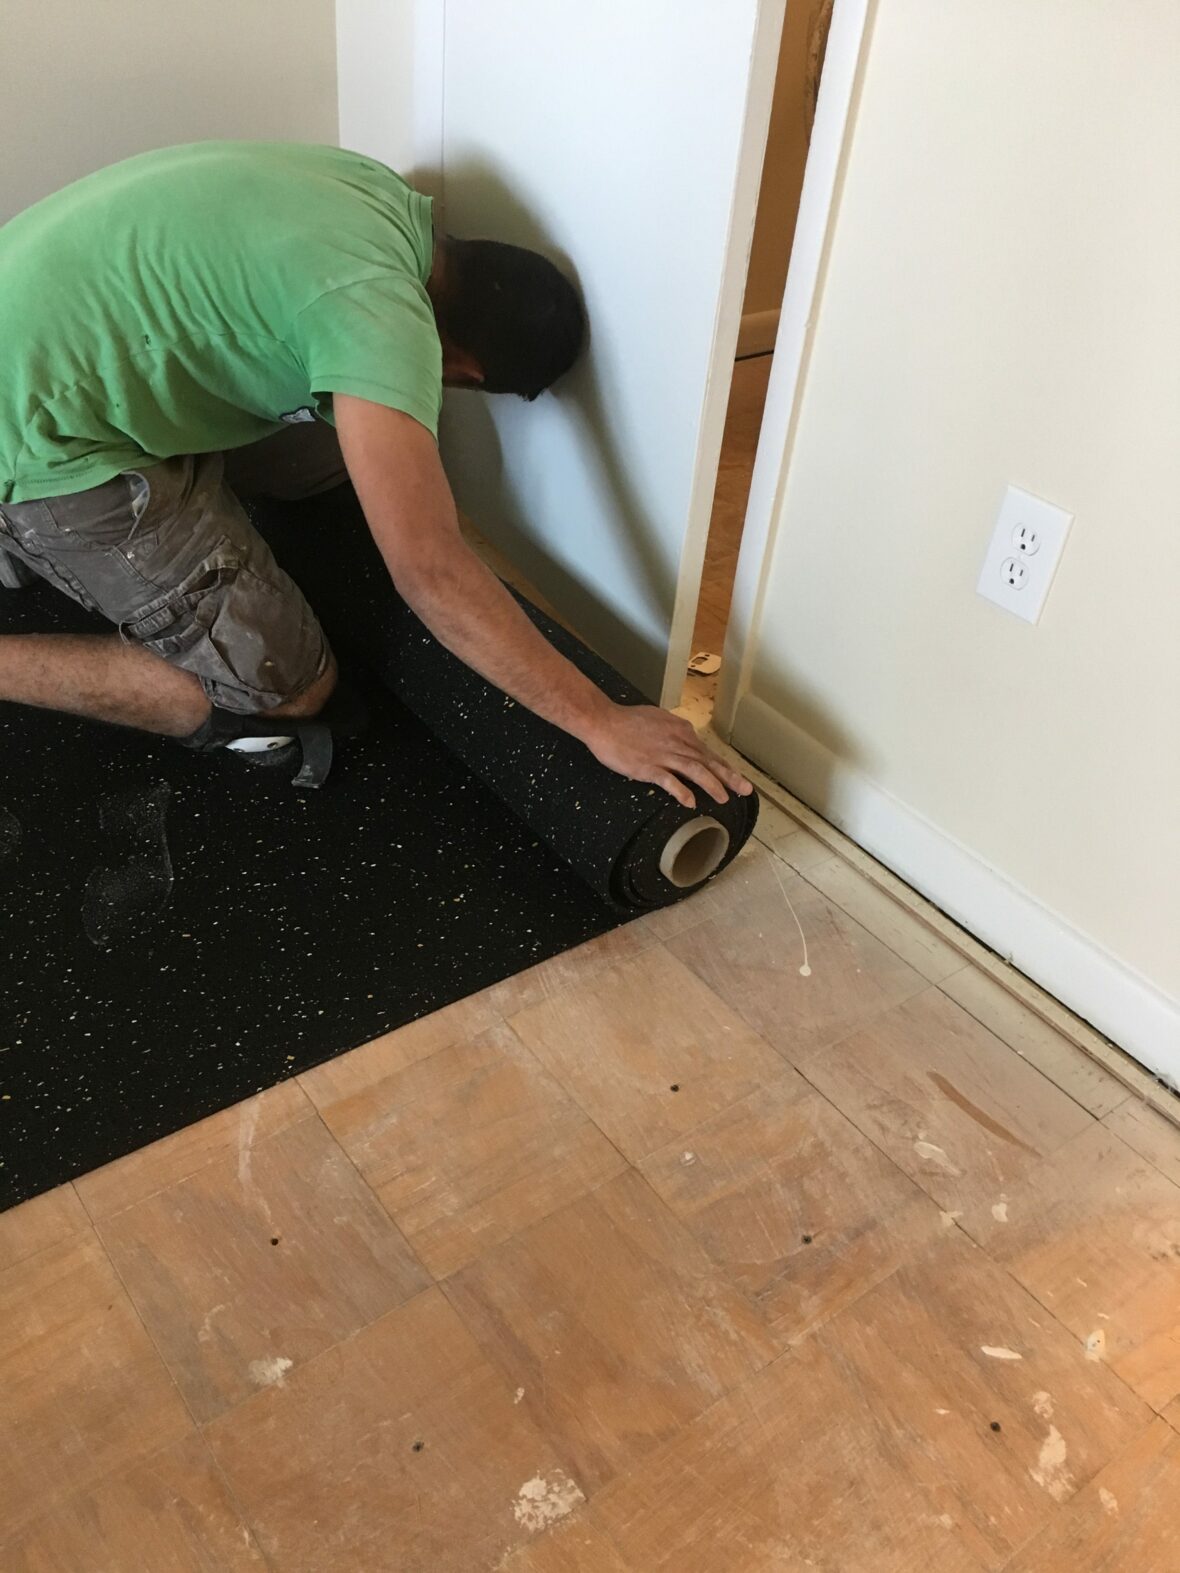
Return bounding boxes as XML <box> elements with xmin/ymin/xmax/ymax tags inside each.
<box><xmin>335</xmin><ymin>395</ymin><xmax>750</xmax><ymax>809</ymax></box>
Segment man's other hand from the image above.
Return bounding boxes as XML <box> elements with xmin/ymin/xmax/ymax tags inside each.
<box><xmin>585</xmin><ymin>704</ymin><xmax>752</xmax><ymax>809</ymax></box>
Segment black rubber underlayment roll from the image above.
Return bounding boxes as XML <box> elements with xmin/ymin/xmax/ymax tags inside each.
<box><xmin>0</xmin><ymin>489</ymin><xmax>755</xmax><ymax>1210</ymax></box>
<box><xmin>249</xmin><ymin>489</ymin><xmax>758</xmax><ymax>912</ymax></box>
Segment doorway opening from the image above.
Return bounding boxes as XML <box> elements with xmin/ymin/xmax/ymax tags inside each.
<box><xmin>680</xmin><ymin>0</ymin><xmax>834</xmax><ymax>729</ymax></box>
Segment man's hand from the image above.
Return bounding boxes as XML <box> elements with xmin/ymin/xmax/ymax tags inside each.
<box><xmin>585</xmin><ymin>704</ymin><xmax>752</xmax><ymax>809</ymax></box>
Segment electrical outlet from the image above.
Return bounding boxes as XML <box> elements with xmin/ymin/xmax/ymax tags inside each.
<box><xmin>977</xmin><ymin>486</ymin><xmax>1073</xmax><ymax>624</ymax></box>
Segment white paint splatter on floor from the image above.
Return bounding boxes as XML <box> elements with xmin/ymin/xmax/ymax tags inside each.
<box><xmin>1030</xmin><ymin>1425</ymin><xmax>1074</xmax><ymax>1501</ymax></box>
<box><xmin>198</xmin><ymin>1303</ymin><xmax>227</xmax><ymax>1345</ymax></box>
<box><xmin>1085</xmin><ymin>1328</ymin><xmax>1107</xmax><ymax>1361</ymax></box>
<box><xmin>514</xmin><ymin>1387</ymin><xmax>525</xmax><ymax>1405</ymax></box>
<box><xmin>939</xmin><ymin>1210</ymin><xmax>962</xmax><ymax>1228</ymax></box>
<box><xmin>237</xmin><ymin>1096</ymin><xmax>263</xmax><ymax>1192</ymax></box>
<box><xmin>771</xmin><ymin>857</ymin><xmax>811</xmax><ymax>977</ymax></box>
<box><xmin>914</xmin><ymin>1140</ymin><xmax>962</xmax><ymax>1176</ymax></box>
<box><xmin>1032</xmin><ymin>1390</ymin><xmax>1054</xmax><ymax>1420</ymax></box>
<box><xmin>512</xmin><ymin>1472</ymin><xmax>584</xmax><ymax>1532</ymax></box>
<box><xmin>1099</xmin><ymin>1486</ymin><xmax>1120</xmax><ymax>1517</ymax></box>
<box><xmin>247</xmin><ymin>1355</ymin><xmax>293</xmax><ymax>1388</ymax></box>
<box><xmin>980</xmin><ymin>1345</ymin><xmax>1023</xmax><ymax>1361</ymax></box>
<box><xmin>991</xmin><ymin>1197</ymin><xmax>1009</xmax><ymax>1223</ymax></box>
<box><xmin>236</xmin><ymin>1095</ymin><xmax>278</xmax><ymax>1231</ymax></box>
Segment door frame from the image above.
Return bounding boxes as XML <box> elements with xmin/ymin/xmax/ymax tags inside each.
<box><xmin>712</xmin><ymin>0</ymin><xmax>875</xmax><ymax>734</ymax></box>
<box><xmin>654</xmin><ymin>0</ymin><xmax>788</xmax><ymax>707</ymax></box>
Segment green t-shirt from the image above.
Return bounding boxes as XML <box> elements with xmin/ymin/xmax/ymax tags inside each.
<box><xmin>0</xmin><ymin>141</ymin><xmax>442</xmax><ymax>504</ymax></box>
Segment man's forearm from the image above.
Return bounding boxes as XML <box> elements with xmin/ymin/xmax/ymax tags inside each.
<box><xmin>393</xmin><ymin>537</ymin><xmax>613</xmax><ymax>743</ymax></box>
<box><xmin>334</xmin><ymin>396</ymin><xmax>749</xmax><ymax>808</ymax></box>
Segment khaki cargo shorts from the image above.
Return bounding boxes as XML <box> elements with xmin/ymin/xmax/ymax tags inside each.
<box><xmin>0</xmin><ymin>423</ymin><xmax>347</xmax><ymax>714</ymax></box>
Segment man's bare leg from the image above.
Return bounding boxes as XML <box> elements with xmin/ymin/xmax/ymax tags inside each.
<box><xmin>0</xmin><ymin>634</ymin><xmax>335</xmax><ymax>736</ymax></box>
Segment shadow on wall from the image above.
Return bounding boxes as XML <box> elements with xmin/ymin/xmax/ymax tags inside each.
<box><xmin>437</xmin><ymin>157</ymin><xmax>683</xmax><ymax>699</ymax></box>
<box><xmin>744</xmin><ymin>659</ymin><xmax>870</xmax><ymax>821</ymax></box>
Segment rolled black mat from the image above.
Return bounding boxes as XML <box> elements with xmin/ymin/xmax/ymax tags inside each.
<box><xmin>253</xmin><ymin>489</ymin><xmax>758</xmax><ymax>912</ymax></box>
<box><xmin>0</xmin><ymin>490</ymin><xmax>757</xmax><ymax>1210</ymax></box>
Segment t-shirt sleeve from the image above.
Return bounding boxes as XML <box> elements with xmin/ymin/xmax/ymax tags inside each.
<box><xmin>290</xmin><ymin>274</ymin><xmax>443</xmax><ymax>437</ymax></box>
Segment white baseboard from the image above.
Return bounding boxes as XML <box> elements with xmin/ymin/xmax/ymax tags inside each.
<box><xmin>731</xmin><ymin>693</ymin><xmax>1180</xmax><ymax>1088</ymax></box>
<box><xmin>736</xmin><ymin>308</ymin><xmax>780</xmax><ymax>358</ymax></box>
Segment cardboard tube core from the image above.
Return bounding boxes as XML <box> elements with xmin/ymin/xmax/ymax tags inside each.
<box><xmin>659</xmin><ymin>816</ymin><xmax>731</xmax><ymax>889</ymax></box>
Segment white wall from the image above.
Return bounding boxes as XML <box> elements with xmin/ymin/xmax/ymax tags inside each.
<box><xmin>1</xmin><ymin>0</ymin><xmax>338</xmax><ymax>222</ymax></box>
<box><xmin>437</xmin><ymin>0</ymin><xmax>781</xmax><ymax>700</ymax></box>
<box><xmin>731</xmin><ymin>0</ymin><xmax>1180</xmax><ymax>1073</ymax></box>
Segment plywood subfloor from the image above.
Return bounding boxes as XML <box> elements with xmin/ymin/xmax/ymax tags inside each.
<box><xmin>4</xmin><ymin>820</ymin><xmax>1179</xmax><ymax>1571</ymax></box>
<box><xmin>3</xmin><ymin>348</ymin><xmax>1177</xmax><ymax>1565</ymax></box>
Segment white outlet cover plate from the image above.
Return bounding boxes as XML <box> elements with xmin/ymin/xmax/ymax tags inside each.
<box><xmin>977</xmin><ymin>485</ymin><xmax>1073</xmax><ymax>624</ymax></box>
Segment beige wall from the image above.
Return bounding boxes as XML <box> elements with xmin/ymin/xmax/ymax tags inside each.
<box><xmin>743</xmin><ymin>0</ymin><xmax>828</xmax><ymax>317</ymax></box>
<box><xmin>1</xmin><ymin>0</ymin><xmax>337</xmax><ymax>222</ymax></box>
<box><xmin>734</xmin><ymin>2</ymin><xmax>1180</xmax><ymax>1032</ymax></box>
<box><xmin>336</xmin><ymin>0</ymin><xmax>421</xmax><ymax>180</ymax></box>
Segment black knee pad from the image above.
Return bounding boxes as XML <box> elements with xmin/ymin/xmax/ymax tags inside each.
<box><xmin>179</xmin><ymin>681</ymin><xmax>368</xmax><ymax>789</ymax></box>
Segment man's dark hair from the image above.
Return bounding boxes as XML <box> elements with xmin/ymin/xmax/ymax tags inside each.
<box><xmin>437</xmin><ymin>238</ymin><xmax>585</xmax><ymax>400</ymax></box>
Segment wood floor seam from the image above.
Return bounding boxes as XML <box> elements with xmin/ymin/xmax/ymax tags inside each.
<box><xmin>932</xmin><ymin>983</ymin><xmax>1134</xmax><ymax>1128</ymax></box>
<box><xmin>0</xmin><ymin>1180</ymin><xmax>90</xmax><ymax>1275</ymax></box>
<box><xmin>304</xmin><ymin>1099</ymin><xmax>431</xmax><ymax>1281</ymax></box>
<box><xmin>88</xmin><ymin>1212</ymin><xmax>210</xmax><ymax>1439</ymax></box>
<box><xmin>72</xmin><ymin>1080</ymin><xmax>315</xmax><ymax>1223</ymax></box>
<box><xmin>956</xmin><ymin>1223</ymin><xmax>1155</xmax><ymax>1418</ymax></box>
<box><xmin>200</xmin><ymin>1437</ymin><xmax>280</xmax><ymax>1573</ymax></box>
<box><xmin>192</xmin><ymin>1280</ymin><xmax>444</xmax><ymax>1431</ymax></box>
<box><xmin>7</xmin><ymin>1225</ymin><xmax>206</xmax><ymax>1543</ymax></box>
<box><xmin>1101</xmin><ymin>1098</ymin><xmax>1180</xmax><ymax>1191</ymax></box>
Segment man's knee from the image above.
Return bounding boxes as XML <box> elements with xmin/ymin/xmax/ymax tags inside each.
<box><xmin>270</xmin><ymin>653</ymin><xmax>338</xmax><ymax>718</ymax></box>
<box><xmin>129</xmin><ymin>532</ymin><xmax>334</xmax><ymax>719</ymax></box>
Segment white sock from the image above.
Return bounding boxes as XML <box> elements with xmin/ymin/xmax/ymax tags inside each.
<box><xmin>224</xmin><ymin>734</ymin><xmax>296</xmax><ymax>754</ymax></box>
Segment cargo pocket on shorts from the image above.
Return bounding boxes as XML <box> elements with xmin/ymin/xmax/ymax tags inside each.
<box><xmin>122</xmin><ymin>550</ymin><xmax>249</xmax><ymax>705</ymax></box>
<box><xmin>122</xmin><ymin>547</ymin><xmax>327</xmax><ymax>714</ymax></box>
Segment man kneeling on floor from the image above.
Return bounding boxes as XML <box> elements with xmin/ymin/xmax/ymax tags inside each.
<box><xmin>0</xmin><ymin>141</ymin><xmax>749</xmax><ymax>799</ymax></box>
